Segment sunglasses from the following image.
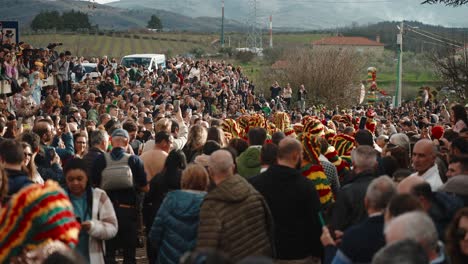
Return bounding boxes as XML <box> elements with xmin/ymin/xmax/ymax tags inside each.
<box><xmin>455</xmin><ymin>228</ymin><xmax>467</xmax><ymax>240</ymax></box>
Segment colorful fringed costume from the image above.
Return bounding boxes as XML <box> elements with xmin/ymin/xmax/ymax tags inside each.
<box><xmin>0</xmin><ymin>181</ymin><xmax>80</xmax><ymax>263</ymax></box>
<box><xmin>365</xmin><ymin>108</ymin><xmax>377</xmax><ymax>134</ymax></box>
<box><xmin>331</xmin><ymin>133</ymin><xmax>356</xmax><ymax>164</ymax></box>
<box><xmin>301</xmin><ymin>118</ymin><xmax>350</xmax><ymax>182</ymax></box>
<box><xmin>300</xmin><ymin>133</ymin><xmax>334</xmax><ymax>207</ymax></box>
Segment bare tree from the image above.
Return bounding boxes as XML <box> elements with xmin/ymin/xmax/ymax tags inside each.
<box><xmin>429</xmin><ymin>48</ymin><xmax>468</xmax><ymax>94</ymax></box>
<box><xmin>262</xmin><ymin>47</ymin><xmax>365</xmax><ymax>107</ymax></box>
<box><xmin>421</xmin><ymin>0</ymin><xmax>468</xmax><ymax>6</ymax></box>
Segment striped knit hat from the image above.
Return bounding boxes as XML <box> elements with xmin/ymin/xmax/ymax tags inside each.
<box><xmin>0</xmin><ymin>181</ymin><xmax>80</xmax><ymax>263</ymax></box>
<box><xmin>331</xmin><ymin>133</ymin><xmax>355</xmax><ymax>164</ymax></box>
<box><xmin>324</xmin><ymin>128</ymin><xmax>336</xmax><ymax>143</ymax></box>
<box><xmin>300</xmin><ymin>133</ymin><xmax>333</xmax><ymax>206</ymax></box>
<box><xmin>303</xmin><ymin>118</ymin><xmax>325</xmax><ymax>137</ymax></box>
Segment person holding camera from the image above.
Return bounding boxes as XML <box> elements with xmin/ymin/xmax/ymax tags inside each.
<box><xmin>53</xmin><ymin>51</ymin><xmax>71</xmax><ymax>101</ymax></box>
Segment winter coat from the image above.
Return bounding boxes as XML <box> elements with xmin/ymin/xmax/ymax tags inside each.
<box><xmin>196</xmin><ymin>175</ymin><xmax>274</xmax><ymax>261</ymax></box>
<box><xmin>249</xmin><ymin>164</ymin><xmax>323</xmax><ymax>260</ymax></box>
<box><xmin>87</xmin><ymin>188</ymin><xmax>119</xmax><ymax>264</ymax></box>
<box><xmin>149</xmin><ymin>190</ymin><xmax>206</xmax><ymax>264</ymax></box>
<box><xmin>143</xmin><ymin>169</ymin><xmax>182</xmax><ymax>229</ymax></box>
<box><xmin>329</xmin><ymin>170</ymin><xmax>375</xmax><ymax>231</ymax></box>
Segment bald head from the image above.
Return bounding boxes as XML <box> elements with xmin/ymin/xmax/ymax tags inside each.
<box><xmin>277</xmin><ymin>137</ymin><xmax>302</xmax><ymax>161</ymax></box>
<box><xmin>397</xmin><ymin>175</ymin><xmax>425</xmax><ymax>194</ymax></box>
<box><xmin>209</xmin><ymin>149</ymin><xmax>235</xmax><ymax>176</ymax></box>
<box><xmin>412</xmin><ymin>139</ymin><xmax>437</xmax><ymax>175</ymax></box>
<box><xmin>385</xmin><ymin>211</ymin><xmax>438</xmax><ymax>256</ymax></box>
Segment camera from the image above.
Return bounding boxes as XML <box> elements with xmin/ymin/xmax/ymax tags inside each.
<box><xmin>47</xmin><ymin>42</ymin><xmax>63</xmax><ymax>49</ymax></box>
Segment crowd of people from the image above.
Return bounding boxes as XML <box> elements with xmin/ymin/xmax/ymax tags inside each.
<box><xmin>0</xmin><ymin>40</ymin><xmax>467</xmax><ymax>264</ymax></box>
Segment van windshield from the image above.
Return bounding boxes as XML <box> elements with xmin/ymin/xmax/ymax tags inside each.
<box><xmin>121</xmin><ymin>57</ymin><xmax>152</xmax><ymax>69</ymax></box>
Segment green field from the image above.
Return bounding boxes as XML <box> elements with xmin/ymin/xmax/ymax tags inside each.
<box><xmin>21</xmin><ymin>32</ymin><xmax>444</xmax><ymax>100</ymax></box>
<box><xmin>21</xmin><ymin>32</ymin><xmax>218</xmax><ymax>58</ymax></box>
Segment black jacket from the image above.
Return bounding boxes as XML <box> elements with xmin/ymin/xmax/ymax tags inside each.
<box><xmin>249</xmin><ymin>164</ymin><xmax>323</xmax><ymax>260</ymax></box>
<box><xmin>339</xmin><ymin>214</ymin><xmax>385</xmax><ymax>263</ymax></box>
<box><xmin>143</xmin><ymin>169</ymin><xmax>182</xmax><ymax>229</ymax></box>
<box><xmin>329</xmin><ymin>170</ymin><xmax>375</xmax><ymax>232</ymax></box>
<box><xmin>82</xmin><ymin>147</ymin><xmax>104</xmax><ymax>177</ymax></box>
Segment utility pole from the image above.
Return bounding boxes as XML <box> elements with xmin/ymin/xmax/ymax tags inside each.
<box><xmin>395</xmin><ymin>21</ymin><xmax>403</xmax><ymax>107</ymax></box>
<box><xmin>221</xmin><ymin>0</ymin><xmax>225</xmax><ymax>47</ymax></box>
<box><xmin>246</xmin><ymin>0</ymin><xmax>261</xmax><ymax>50</ymax></box>
<box><xmin>269</xmin><ymin>15</ymin><xmax>273</xmax><ymax>48</ymax></box>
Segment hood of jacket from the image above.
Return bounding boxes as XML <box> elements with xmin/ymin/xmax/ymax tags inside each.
<box><xmin>236</xmin><ymin>146</ymin><xmax>262</xmax><ymax>178</ymax></box>
<box><xmin>441</xmin><ymin>175</ymin><xmax>468</xmax><ymax>196</ymax></box>
<box><xmin>165</xmin><ymin>190</ymin><xmax>206</xmax><ymax>217</ymax></box>
<box><xmin>205</xmin><ymin>175</ymin><xmax>254</xmax><ymax>203</ymax></box>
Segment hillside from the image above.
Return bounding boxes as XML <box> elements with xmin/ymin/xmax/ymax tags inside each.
<box><xmin>108</xmin><ymin>0</ymin><xmax>468</xmax><ymax>29</ymax></box>
<box><xmin>0</xmin><ymin>0</ymin><xmax>244</xmax><ymax>31</ymax></box>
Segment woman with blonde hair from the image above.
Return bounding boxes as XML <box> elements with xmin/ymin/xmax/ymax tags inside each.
<box><xmin>183</xmin><ymin>124</ymin><xmax>207</xmax><ymax>162</ymax></box>
<box><xmin>149</xmin><ymin>164</ymin><xmax>209</xmax><ymax>264</ymax></box>
<box><xmin>207</xmin><ymin>126</ymin><xmax>226</xmax><ymax>147</ymax></box>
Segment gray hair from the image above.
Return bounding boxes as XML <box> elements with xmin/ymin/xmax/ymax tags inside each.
<box><xmin>209</xmin><ymin>150</ymin><xmax>234</xmax><ymax>174</ymax></box>
<box><xmin>384</xmin><ymin>211</ymin><xmax>438</xmax><ymax>252</ymax></box>
<box><xmin>89</xmin><ymin>130</ymin><xmax>108</xmax><ymax>147</ymax></box>
<box><xmin>389</xmin><ymin>133</ymin><xmax>410</xmax><ymax>150</ymax></box>
<box><xmin>372</xmin><ymin>239</ymin><xmax>428</xmax><ymax>264</ymax></box>
<box><xmin>351</xmin><ymin>145</ymin><xmax>377</xmax><ymax>171</ymax></box>
<box><xmin>365</xmin><ymin>175</ymin><xmax>396</xmax><ymax>210</ymax></box>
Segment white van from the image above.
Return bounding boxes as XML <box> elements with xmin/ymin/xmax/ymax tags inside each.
<box><xmin>120</xmin><ymin>54</ymin><xmax>166</xmax><ymax>71</ymax></box>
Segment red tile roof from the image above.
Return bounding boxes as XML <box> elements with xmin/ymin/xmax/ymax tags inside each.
<box><xmin>312</xmin><ymin>36</ymin><xmax>385</xmax><ymax>47</ymax></box>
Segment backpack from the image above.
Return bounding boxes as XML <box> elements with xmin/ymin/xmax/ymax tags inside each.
<box><xmin>100</xmin><ymin>152</ymin><xmax>134</xmax><ymax>191</ymax></box>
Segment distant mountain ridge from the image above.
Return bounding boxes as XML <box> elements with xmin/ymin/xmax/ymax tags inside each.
<box><xmin>0</xmin><ymin>0</ymin><xmax>245</xmax><ymax>32</ymax></box>
<box><xmin>107</xmin><ymin>0</ymin><xmax>468</xmax><ymax>29</ymax></box>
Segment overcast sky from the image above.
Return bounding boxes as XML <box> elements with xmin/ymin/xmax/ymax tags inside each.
<box><xmin>93</xmin><ymin>0</ymin><xmax>468</xmax><ymax>28</ymax></box>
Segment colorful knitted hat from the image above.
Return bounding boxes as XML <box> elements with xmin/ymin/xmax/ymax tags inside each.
<box><xmin>332</xmin><ymin>133</ymin><xmax>355</xmax><ymax>164</ymax></box>
<box><xmin>300</xmin><ymin>133</ymin><xmax>333</xmax><ymax>206</ymax></box>
<box><xmin>324</xmin><ymin>144</ymin><xmax>351</xmax><ymax>183</ymax></box>
<box><xmin>303</xmin><ymin>118</ymin><xmax>325</xmax><ymax>137</ymax></box>
<box><xmin>0</xmin><ymin>181</ymin><xmax>80</xmax><ymax>263</ymax></box>
<box><xmin>325</xmin><ymin>128</ymin><xmax>336</xmax><ymax>143</ymax></box>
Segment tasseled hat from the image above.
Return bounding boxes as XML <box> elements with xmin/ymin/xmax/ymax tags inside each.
<box><xmin>0</xmin><ymin>181</ymin><xmax>80</xmax><ymax>263</ymax></box>
<box><xmin>299</xmin><ymin>132</ymin><xmax>334</xmax><ymax>206</ymax></box>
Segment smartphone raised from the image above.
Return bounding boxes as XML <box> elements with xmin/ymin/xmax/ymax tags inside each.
<box><xmin>173</xmin><ymin>100</ymin><xmax>180</xmax><ymax>113</ymax></box>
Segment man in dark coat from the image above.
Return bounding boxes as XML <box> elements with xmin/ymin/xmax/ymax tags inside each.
<box><xmin>329</xmin><ymin>145</ymin><xmax>378</xmax><ymax>232</ymax></box>
<box><xmin>321</xmin><ymin>176</ymin><xmax>397</xmax><ymax>263</ymax></box>
<box><xmin>249</xmin><ymin>138</ymin><xmax>323</xmax><ymax>263</ymax></box>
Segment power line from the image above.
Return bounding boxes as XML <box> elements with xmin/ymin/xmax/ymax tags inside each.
<box><xmin>404</xmin><ymin>35</ymin><xmax>449</xmax><ymax>48</ymax></box>
<box><xmin>407</xmin><ymin>27</ymin><xmax>462</xmax><ymax>48</ymax></box>
<box><xmin>406</xmin><ymin>25</ymin><xmax>464</xmax><ymax>46</ymax></box>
